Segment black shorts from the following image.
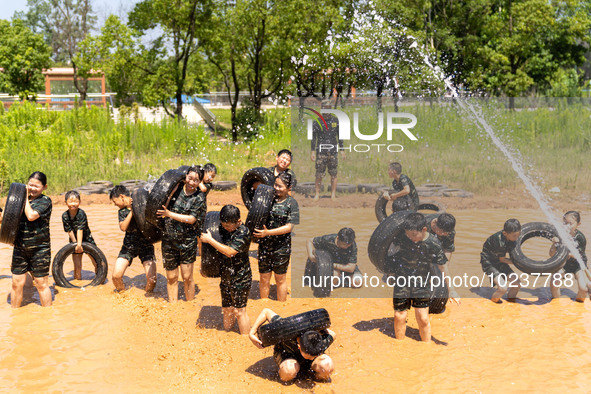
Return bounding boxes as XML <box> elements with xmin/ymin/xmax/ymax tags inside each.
<box><xmin>118</xmin><ymin>242</ymin><xmax>155</xmax><ymax>265</ymax></box>
<box><xmin>12</xmin><ymin>245</ymin><xmax>51</xmax><ymax>277</ymax></box>
<box><xmin>563</xmin><ymin>258</ymin><xmax>585</xmax><ymax>274</ymax></box>
<box><xmin>258</xmin><ymin>247</ymin><xmax>290</xmax><ymax>274</ymax></box>
<box><xmin>315</xmin><ymin>153</ymin><xmax>338</xmax><ymax>178</ymax></box>
<box><xmin>161</xmin><ymin>237</ymin><xmax>198</xmax><ymax>271</ymax></box>
<box><xmin>393</xmin><ymin>297</ymin><xmax>430</xmax><ymax>311</ymax></box>
<box><xmin>484</xmin><ymin>262</ymin><xmax>516</xmax><ymax>285</ymax></box>
<box><xmin>220</xmin><ymin>281</ymin><xmax>251</xmax><ymax>308</ymax></box>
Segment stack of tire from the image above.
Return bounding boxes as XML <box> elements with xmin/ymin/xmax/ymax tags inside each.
<box><xmin>368</xmin><ymin>211</ymin><xmax>449</xmax><ymax>314</ymax></box>
<box><xmin>257</xmin><ymin>309</ymin><xmax>331</xmax><ymax>347</ymax></box>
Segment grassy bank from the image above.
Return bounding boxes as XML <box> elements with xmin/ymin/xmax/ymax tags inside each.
<box><xmin>1</xmin><ymin>99</ymin><xmax>590</xmax><ymax>199</ymax></box>
<box><xmin>0</xmin><ymin>102</ymin><xmax>289</xmax><ymax>195</ymax></box>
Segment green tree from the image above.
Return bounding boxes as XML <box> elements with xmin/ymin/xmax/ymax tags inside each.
<box><xmin>0</xmin><ymin>19</ymin><xmax>52</xmax><ymax>99</ymax></box>
<box><xmin>129</xmin><ymin>0</ymin><xmax>214</xmax><ymax>120</ymax></box>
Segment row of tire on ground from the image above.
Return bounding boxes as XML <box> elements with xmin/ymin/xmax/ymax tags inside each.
<box><xmin>70</xmin><ymin>179</ymin><xmax>238</xmax><ymax>195</ymax></box>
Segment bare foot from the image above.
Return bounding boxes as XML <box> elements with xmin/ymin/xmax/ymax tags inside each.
<box><xmin>331</xmin><ymin>194</ymin><xmax>337</xmax><ymax>201</ymax></box>
<box><xmin>491</xmin><ymin>297</ymin><xmax>502</xmax><ymax>303</ymax></box>
<box><xmin>313</xmin><ymin>194</ymin><xmax>319</xmax><ymax>201</ymax></box>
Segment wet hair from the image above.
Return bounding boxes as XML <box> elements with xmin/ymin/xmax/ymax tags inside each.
<box><xmin>388</xmin><ymin>162</ymin><xmax>402</xmax><ymax>174</ymax></box>
<box><xmin>28</xmin><ymin>171</ymin><xmax>47</xmax><ymax>186</ymax></box>
<box><xmin>299</xmin><ymin>331</ymin><xmax>326</xmax><ymax>357</ymax></box>
<box><xmin>337</xmin><ymin>227</ymin><xmax>355</xmax><ymax>245</ymax></box>
<box><xmin>277</xmin><ymin>172</ymin><xmax>293</xmax><ymax>189</ymax></box>
<box><xmin>564</xmin><ymin>211</ymin><xmax>581</xmax><ymax>224</ymax></box>
<box><xmin>277</xmin><ymin>149</ymin><xmax>292</xmax><ymax>159</ymax></box>
<box><xmin>503</xmin><ymin>218</ymin><xmax>521</xmax><ymax>233</ymax></box>
<box><xmin>392</xmin><ymin>198</ymin><xmax>409</xmax><ymax>212</ymax></box>
<box><xmin>403</xmin><ymin>212</ymin><xmax>426</xmax><ymax>232</ymax></box>
<box><xmin>437</xmin><ymin>213</ymin><xmax>456</xmax><ymax>233</ymax></box>
<box><xmin>109</xmin><ymin>184</ymin><xmax>131</xmax><ymax>199</ymax></box>
<box><xmin>203</xmin><ymin>163</ymin><xmax>217</xmax><ymax>174</ymax></box>
<box><xmin>220</xmin><ymin>205</ymin><xmax>240</xmax><ymax>224</ymax></box>
<box><xmin>187</xmin><ymin>165</ymin><xmax>204</xmax><ymax>181</ymax></box>
<box><xmin>65</xmin><ymin>190</ymin><xmax>80</xmax><ymax>201</ymax></box>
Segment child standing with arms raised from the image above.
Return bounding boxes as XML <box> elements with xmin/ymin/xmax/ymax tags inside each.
<box><xmin>254</xmin><ymin>172</ymin><xmax>299</xmax><ymax>301</ymax></box>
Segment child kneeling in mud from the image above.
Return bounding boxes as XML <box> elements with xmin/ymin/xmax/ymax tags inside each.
<box><xmin>200</xmin><ymin>205</ymin><xmax>252</xmax><ymax>334</ymax></box>
<box><xmin>480</xmin><ymin>218</ymin><xmax>522</xmax><ymax>303</ymax></box>
<box><xmin>306</xmin><ymin>227</ymin><xmax>362</xmax><ymax>288</ymax></box>
<box><xmin>249</xmin><ymin>308</ymin><xmax>336</xmax><ymax>382</ymax></box>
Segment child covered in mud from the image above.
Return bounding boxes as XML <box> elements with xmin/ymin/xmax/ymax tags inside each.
<box><xmin>249</xmin><ymin>308</ymin><xmax>336</xmax><ymax>382</ymax></box>
<box><xmin>10</xmin><ymin>171</ymin><xmax>53</xmax><ymax>308</ymax></box>
<box><xmin>110</xmin><ymin>185</ymin><xmax>157</xmax><ymax>294</ymax></box>
<box><xmin>480</xmin><ymin>218</ymin><xmax>523</xmax><ymax>303</ymax></box>
<box><xmin>306</xmin><ymin>227</ymin><xmax>362</xmax><ymax>288</ymax></box>
<box><xmin>254</xmin><ymin>172</ymin><xmax>299</xmax><ymax>302</ymax></box>
<box><xmin>382</xmin><ymin>162</ymin><xmax>420</xmax><ymax>212</ymax></box>
<box><xmin>62</xmin><ymin>190</ymin><xmax>97</xmax><ymax>280</ymax></box>
<box><xmin>269</xmin><ymin>149</ymin><xmax>297</xmax><ymax>188</ymax></box>
<box><xmin>549</xmin><ymin>211</ymin><xmax>590</xmax><ymax>301</ymax></box>
<box><xmin>200</xmin><ymin>205</ymin><xmax>252</xmax><ymax>334</ymax></box>
<box><xmin>157</xmin><ymin>165</ymin><xmax>207</xmax><ymax>302</ymax></box>
<box><xmin>387</xmin><ymin>212</ymin><xmax>459</xmax><ymax>342</ymax></box>
<box><xmin>198</xmin><ymin>162</ymin><xmax>217</xmax><ymax>198</ymax></box>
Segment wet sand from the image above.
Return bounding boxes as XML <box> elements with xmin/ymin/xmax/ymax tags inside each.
<box><xmin>1</xmin><ymin>191</ymin><xmax>591</xmax><ymax>392</ymax></box>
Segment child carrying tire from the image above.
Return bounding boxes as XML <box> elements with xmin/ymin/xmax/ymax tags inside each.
<box><xmin>382</xmin><ymin>162</ymin><xmax>419</xmax><ymax>212</ymax></box>
<box><xmin>254</xmin><ymin>172</ymin><xmax>299</xmax><ymax>301</ymax></box>
<box><xmin>157</xmin><ymin>165</ymin><xmax>207</xmax><ymax>302</ymax></box>
<box><xmin>249</xmin><ymin>308</ymin><xmax>336</xmax><ymax>382</ymax></box>
<box><xmin>306</xmin><ymin>227</ymin><xmax>362</xmax><ymax>288</ymax></box>
<box><xmin>387</xmin><ymin>212</ymin><xmax>460</xmax><ymax>342</ymax></box>
<box><xmin>110</xmin><ymin>185</ymin><xmax>157</xmax><ymax>293</ymax></box>
<box><xmin>200</xmin><ymin>205</ymin><xmax>252</xmax><ymax>334</ymax></box>
<box><xmin>549</xmin><ymin>211</ymin><xmax>590</xmax><ymax>302</ymax></box>
<box><xmin>62</xmin><ymin>190</ymin><xmax>97</xmax><ymax>280</ymax></box>
<box><xmin>10</xmin><ymin>171</ymin><xmax>53</xmax><ymax>308</ymax></box>
<box><xmin>480</xmin><ymin>218</ymin><xmax>523</xmax><ymax>303</ymax></box>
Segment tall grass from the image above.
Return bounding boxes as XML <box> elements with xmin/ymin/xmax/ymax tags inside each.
<box><xmin>0</xmin><ymin>102</ymin><xmax>290</xmax><ymax>195</ymax></box>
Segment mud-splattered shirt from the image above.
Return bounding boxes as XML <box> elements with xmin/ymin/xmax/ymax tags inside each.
<box><xmin>480</xmin><ymin>231</ymin><xmax>517</xmax><ymax>272</ymax></box>
<box><xmin>313</xmin><ymin>234</ymin><xmax>357</xmax><ymax>265</ymax></box>
<box><xmin>163</xmin><ymin>187</ymin><xmax>206</xmax><ymax>239</ymax></box>
<box><xmin>389</xmin><ymin>232</ymin><xmax>447</xmax><ymax>278</ymax></box>
<box><xmin>118</xmin><ymin>207</ymin><xmax>148</xmax><ymax>247</ymax></box>
<box><xmin>62</xmin><ymin>208</ymin><xmax>95</xmax><ymax>244</ymax></box>
<box><xmin>391</xmin><ymin>174</ymin><xmax>419</xmax><ymax>210</ymax></box>
<box><xmin>16</xmin><ymin>194</ymin><xmax>52</xmax><ymax>248</ymax></box>
<box><xmin>268</xmin><ymin>166</ymin><xmax>298</xmax><ymax>189</ymax></box>
<box><xmin>259</xmin><ymin>195</ymin><xmax>300</xmax><ymax>254</ymax></box>
<box><xmin>219</xmin><ymin>224</ymin><xmax>252</xmax><ymax>287</ymax></box>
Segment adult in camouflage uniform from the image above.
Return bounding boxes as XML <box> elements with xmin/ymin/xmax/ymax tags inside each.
<box><xmin>254</xmin><ymin>172</ymin><xmax>300</xmax><ymax>302</ymax></box>
<box><xmin>201</xmin><ymin>205</ymin><xmax>252</xmax><ymax>334</ymax></box>
<box><xmin>157</xmin><ymin>166</ymin><xmax>207</xmax><ymax>302</ymax></box>
<box><xmin>11</xmin><ymin>172</ymin><xmax>53</xmax><ymax>308</ymax></box>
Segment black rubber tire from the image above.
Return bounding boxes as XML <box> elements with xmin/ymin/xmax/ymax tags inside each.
<box><xmin>240</xmin><ymin>167</ymin><xmax>275</xmax><ymax>210</ymax></box>
<box><xmin>120</xmin><ymin>179</ymin><xmax>147</xmax><ymax>188</ymax></box>
<box><xmin>132</xmin><ymin>188</ymin><xmax>162</xmax><ymax>243</ymax></box>
<box><xmin>336</xmin><ymin>183</ymin><xmax>357</xmax><ymax>193</ymax></box>
<box><xmin>245</xmin><ymin>184</ymin><xmax>274</xmax><ymax>232</ymax></box>
<box><xmin>429</xmin><ymin>264</ymin><xmax>449</xmax><ymax>314</ymax></box>
<box><xmin>212</xmin><ymin>181</ymin><xmax>237</xmax><ymax>191</ymax></box>
<box><xmin>177</xmin><ymin>165</ymin><xmax>190</xmax><ymax>175</ymax></box>
<box><xmin>368</xmin><ymin>211</ymin><xmax>412</xmax><ymax>274</ymax></box>
<box><xmin>258</xmin><ymin>308</ymin><xmax>331</xmax><ymax>348</ymax></box>
<box><xmin>417</xmin><ymin>201</ymin><xmax>446</xmax><ymax>213</ymax></box>
<box><xmin>145</xmin><ymin>169</ymin><xmax>186</xmax><ymax>228</ymax></box>
<box><xmin>0</xmin><ymin>183</ymin><xmax>27</xmax><ymax>246</ymax></box>
<box><xmin>375</xmin><ymin>190</ymin><xmax>419</xmax><ymax>222</ymax></box>
<box><xmin>200</xmin><ymin>211</ymin><xmax>223</xmax><ymax>278</ymax></box>
<box><xmin>510</xmin><ymin>222</ymin><xmax>569</xmax><ymax>274</ymax></box>
<box><xmin>52</xmin><ymin>242</ymin><xmax>109</xmax><ymax>288</ymax></box>
<box><xmin>312</xmin><ymin>250</ymin><xmax>333</xmax><ymax>298</ymax></box>
<box><xmin>293</xmin><ymin>182</ymin><xmax>323</xmax><ymax>195</ymax></box>
<box><xmin>358</xmin><ymin>183</ymin><xmax>387</xmax><ymax>193</ymax></box>
<box><xmin>87</xmin><ymin>180</ymin><xmax>114</xmax><ymax>188</ymax></box>
<box><xmin>74</xmin><ymin>186</ymin><xmax>106</xmax><ymax>195</ymax></box>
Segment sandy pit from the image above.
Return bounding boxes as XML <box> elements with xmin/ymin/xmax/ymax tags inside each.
<box><xmin>1</xmin><ymin>189</ymin><xmax>590</xmax><ymax>392</ymax></box>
